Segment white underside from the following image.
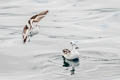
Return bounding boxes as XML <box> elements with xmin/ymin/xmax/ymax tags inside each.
<box><xmin>63</xmin><ymin>50</ymin><xmax>79</xmax><ymax>60</ymax></box>
<box><xmin>30</xmin><ymin>26</ymin><xmax>39</xmax><ymax>36</ymax></box>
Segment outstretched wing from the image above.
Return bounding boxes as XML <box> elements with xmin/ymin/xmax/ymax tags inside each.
<box><xmin>30</xmin><ymin>10</ymin><xmax>48</xmax><ymax>19</ymax></box>
<box><xmin>32</xmin><ymin>15</ymin><xmax>45</xmax><ymax>23</ymax></box>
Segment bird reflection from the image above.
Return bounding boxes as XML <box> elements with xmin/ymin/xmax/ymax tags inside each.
<box><xmin>62</xmin><ymin>56</ymin><xmax>79</xmax><ymax>75</ymax></box>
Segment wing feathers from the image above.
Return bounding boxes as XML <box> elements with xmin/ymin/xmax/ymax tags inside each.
<box><xmin>30</xmin><ymin>10</ymin><xmax>48</xmax><ymax>19</ymax></box>
<box><xmin>32</xmin><ymin>16</ymin><xmax>45</xmax><ymax>22</ymax></box>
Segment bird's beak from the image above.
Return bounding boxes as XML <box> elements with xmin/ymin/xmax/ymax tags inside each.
<box><xmin>75</xmin><ymin>47</ymin><xmax>79</xmax><ymax>49</ymax></box>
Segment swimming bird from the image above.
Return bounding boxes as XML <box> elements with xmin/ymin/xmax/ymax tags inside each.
<box><xmin>23</xmin><ymin>10</ymin><xmax>49</xmax><ymax>44</ymax></box>
<box><xmin>62</xmin><ymin>41</ymin><xmax>80</xmax><ymax>61</ymax></box>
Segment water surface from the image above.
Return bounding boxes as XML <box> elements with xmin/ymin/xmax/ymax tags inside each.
<box><xmin>0</xmin><ymin>0</ymin><xmax>120</xmax><ymax>80</ymax></box>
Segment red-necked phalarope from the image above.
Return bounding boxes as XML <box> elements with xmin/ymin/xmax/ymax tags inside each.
<box><xmin>23</xmin><ymin>10</ymin><xmax>49</xmax><ymax>44</ymax></box>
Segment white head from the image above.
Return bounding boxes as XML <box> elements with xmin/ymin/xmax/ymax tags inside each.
<box><xmin>70</xmin><ymin>40</ymin><xmax>80</xmax><ymax>49</ymax></box>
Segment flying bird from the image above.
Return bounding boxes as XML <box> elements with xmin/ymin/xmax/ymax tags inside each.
<box><xmin>23</xmin><ymin>10</ymin><xmax>49</xmax><ymax>44</ymax></box>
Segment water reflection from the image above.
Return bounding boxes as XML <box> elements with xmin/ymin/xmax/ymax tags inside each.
<box><xmin>62</xmin><ymin>56</ymin><xmax>79</xmax><ymax>75</ymax></box>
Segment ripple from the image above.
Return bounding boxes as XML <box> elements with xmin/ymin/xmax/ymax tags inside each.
<box><xmin>32</xmin><ymin>0</ymin><xmax>48</xmax><ymax>3</ymax></box>
<box><xmin>0</xmin><ymin>6</ymin><xmax>20</xmax><ymax>9</ymax></box>
<box><xmin>0</xmin><ymin>13</ymin><xmax>25</xmax><ymax>16</ymax></box>
<box><xmin>86</xmin><ymin>8</ymin><xmax>120</xmax><ymax>13</ymax></box>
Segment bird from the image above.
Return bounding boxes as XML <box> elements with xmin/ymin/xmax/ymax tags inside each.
<box><xmin>22</xmin><ymin>10</ymin><xmax>49</xmax><ymax>44</ymax></box>
<box><xmin>62</xmin><ymin>41</ymin><xmax>80</xmax><ymax>61</ymax></box>
<box><xmin>62</xmin><ymin>41</ymin><xmax>80</xmax><ymax>75</ymax></box>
